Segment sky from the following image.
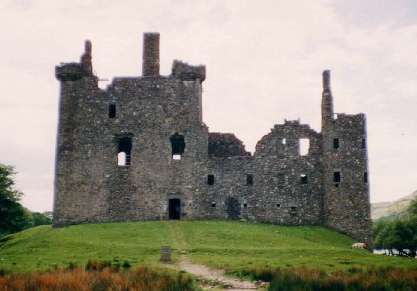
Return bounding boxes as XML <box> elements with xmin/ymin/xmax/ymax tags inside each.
<box><xmin>0</xmin><ymin>0</ymin><xmax>416</xmax><ymax>212</ymax></box>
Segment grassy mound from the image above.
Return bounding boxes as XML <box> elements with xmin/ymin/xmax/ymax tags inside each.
<box><xmin>0</xmin><ymin>220</ymin><xmax>416</xmax><ymax>273</ymax></box>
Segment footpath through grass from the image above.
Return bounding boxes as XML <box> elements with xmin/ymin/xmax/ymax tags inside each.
<box><xmin>0</xmin><ymin>220</ymin><xmax>416</xmax><ymax>273</ymax></box>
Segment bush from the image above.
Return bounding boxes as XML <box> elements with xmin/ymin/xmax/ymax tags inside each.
<box><xmin>0</xmin><ymin>266</ymin><xmax>197</xmax><ymax>291</ymax></box>
<box><xmin>265</xmin><ymin>267</ymin><xmax>417</xmax><ymax>291</ymax></box>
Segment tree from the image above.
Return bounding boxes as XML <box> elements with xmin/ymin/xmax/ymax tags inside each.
<box><xmin>32</xmin><ymin>212</ymin><xmax>52</xmax><ymax>226</ymax></box>
<box><xmin>408</xmin><ymin>197</ymin><xmax>417</xmax><ymax>220</ymax></box>
<box><xmin>0</xmin><ymin>164</ymin><xmax>32</xmax><ymax>236</ymax></box>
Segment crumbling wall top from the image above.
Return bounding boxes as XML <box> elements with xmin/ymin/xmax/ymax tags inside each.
<box><xmin>208</xmin><ymin>132</ymin><xmax>250</xmax><ymax>158</ymax></box>
<box><xmin>171</xmin><ymin>60</ymin><xmax>206</xmax><ymax>82</ymax></box>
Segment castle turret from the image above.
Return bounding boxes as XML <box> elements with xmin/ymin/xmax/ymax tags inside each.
<box><xmin>142</xmin><ymin>33</ymin><xmax>160</xmax><ymax>77</ymax></box>
<box><xmin>53</xmin><ymin>40</ymin><xmax>101</xmax><ymax>226</ymax></box>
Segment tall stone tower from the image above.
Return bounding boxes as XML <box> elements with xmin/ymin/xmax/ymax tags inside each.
<box><xmin>54</xmin><ymin>33</ymin><xmax>208</xmax><ymax>226</ymax></box>
<box><xmin>321</xmin><ymin>70</ymin><xmax>372</xmax><ymax>244</ymax></box>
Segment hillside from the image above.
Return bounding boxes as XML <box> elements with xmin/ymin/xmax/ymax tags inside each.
<box><xmin>0</xmin><ymin>221</ymin><xmax>416</xmax><ymax>273</ymax></box>
<box><xmin>372</xmin><ymin>190</ymin><xmax>417</xmax><ymax>220</ymax></box>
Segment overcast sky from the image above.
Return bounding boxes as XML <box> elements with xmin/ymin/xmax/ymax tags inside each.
<box><xmin>1</xmin><ymin>0</ymin><xmax>416</xmax><ymax>212</ymax></box>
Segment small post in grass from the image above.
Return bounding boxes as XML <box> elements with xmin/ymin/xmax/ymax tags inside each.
<box><xmin>160</xmin><ymin>246</ymin><xmax>172</xmax><ymax>263</ymax></box>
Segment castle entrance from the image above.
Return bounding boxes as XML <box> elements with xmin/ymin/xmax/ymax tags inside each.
<box><xmin>168</xmin><ymin>198</ymin><xmax>181</xmax><ymax>220</ymax></box>
<box><xmin>225</xmin><ymin>197</ymin><xmax>241</xmax><ymax>220</ymax></box>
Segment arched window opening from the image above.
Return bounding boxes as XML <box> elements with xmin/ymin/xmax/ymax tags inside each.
<box><xmin>117</xmin><ymin>136</ymin><xmax>132</xmax><ymax>166</ymax></box>
<box><xmin>170</xmin><ymin>133</ymin><xmax>185</xmax><ymax>160</ymax></box>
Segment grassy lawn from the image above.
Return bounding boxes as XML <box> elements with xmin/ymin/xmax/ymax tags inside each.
<box><xmin>0</xmin><ymin>220</ymin><xmax>416</xmax><ymax>273</ymax></box>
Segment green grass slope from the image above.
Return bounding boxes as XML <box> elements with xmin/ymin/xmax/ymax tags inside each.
<box><xmin>0</xmin><ymin>220</ymin><xmax>416</xmax><ymax>273</ymax></box>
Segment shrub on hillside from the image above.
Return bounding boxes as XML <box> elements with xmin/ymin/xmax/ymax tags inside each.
<box><xmin>243</xmin><ymin>267</ymin><xmax>417</xmax><ymax>291</ymax></box>
<box><xmin>0</xmin><ymin>266</ymin><xmax>196</xmax><ymax>291</ymax></box>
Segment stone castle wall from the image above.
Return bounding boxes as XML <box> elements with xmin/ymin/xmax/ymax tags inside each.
<box><xmin>53</xmin><ymin>33</ymin><xmax>371</xmax><ymax>244</ymax></box>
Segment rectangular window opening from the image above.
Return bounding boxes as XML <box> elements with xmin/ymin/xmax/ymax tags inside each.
<box><xmin>211</xmin><ymin>202</ymin><xmax>216</xmax><ymax>208</ymax></box>
<box><xmin>246</xmin><ymin>174</ymin><xmax>253</xmax><ymax>186</ymax></box>
<box><xmin>282</xmin><ymin>138</ymin><xmax>287</xmax><ymax>145</ymax></box>
<box><xmin>300</xmin><ymin>174</ymin><xmax>308</xmax><ymax>184</ymax></box>
<box><xmin>362</xmin><ymin>138</ymin><xmax>366</xmax><ymax>149</ymax></box>
<box><xmin>333</xmin><ymin>171</ymin><xmax>341</xmax><ymax>185</ymax></box>
<box><xmin>207</xmin><ymin>174</ymin><xmax>215</xmax><ymax>185</ymax></box>
<box><xmin>299</xmin><ymin>138</ymin><xmax>310</xmax><ymax>156</ymax></box>
<box><xmin>333</xmin><ymin>138</ymin><xmax>340</xmax><ymax>150</ymax></box>
<box><xmin>243</xmin><ymin>203</ymin><xmax>247</xmax><ymax>208</ymax></box>
<box><xmin>109</xmin><ymin>103</ymin><xmax>116</xmax><ymax>118</ymax></box>
<box><xmin>170</xmin><ymin>133</ymin><xmax>185</xmax><ymax>160</ymax></box>
<box><xmin>290</xmin><ymin>206</ymin><xmax>297</xmax><ymax>216</ymax></box>
<box><xmin>364</xmin><ymin>172</ymin><xmax>368</xmax><ymax>184</ymax></box>
<box><xmin>117</xmin><ymin>136</ymin><xmax>132</xmax><ymax>166</ymax></box>
<box><xmin>276</xmin><ymin>203</ymin><xmax>281</xmax><ymax>208</ymax></box>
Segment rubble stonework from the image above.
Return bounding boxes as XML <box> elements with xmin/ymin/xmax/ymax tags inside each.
<box><xmin>53</xmin><ymin>33</ymin><xmax>372</xmax><ymax>244</ymax></box>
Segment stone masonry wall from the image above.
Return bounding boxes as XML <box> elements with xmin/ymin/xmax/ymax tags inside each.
<box><xmin>53</xmin><ymin>33</ymin><xmax>371</xmax><ymax>244</ymax></box>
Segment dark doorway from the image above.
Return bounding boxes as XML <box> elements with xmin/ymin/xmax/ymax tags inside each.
<box><xmin>225</xmin><ymin>197</ymin><xmax>241</xmax><ymax>220</ymax></box>
<box><xmin>169</xmin><ymin>199</ymin><xmax>181</xmax><ymax>220</ymax></box>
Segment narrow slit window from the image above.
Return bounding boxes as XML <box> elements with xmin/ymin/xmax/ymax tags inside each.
<box><xmin>300</xmin><ymin>174</ymin><xmax>308</xmax><ymax>184</ymax></box>
<box><xmin>207</xmin><ymin>174</ymin><xmax>215</xmax><ymax>185</ymax></box>
<box><xmin>282</xmin><ymin>138</ymin><xmax>287</xmax><ymax>145</ymax></box>
<box><xmin>362</xmin><ymin>138</ymin><xmax>366</xmax><ymax>149</ymax></box>
<box><xmin>246</xmin><ymin>174</ymin><xmax>253</xmax><ymax>186</ymax></box>
<box><xmin>117</xmin><ymin>136</ymin><xmax>132</xmax><ymax>166</ymax></box>
<box><xmin>333</xmin><ymin>138</ymin><xmax>340</xmax><ymax>149</ymax></box>
<box><xmin>109</xmin><ymin>103</ymin><xmax>116</xmax><ymax>118</ymax></box>
<box><xmin>299</xmin><ymin>138</ymin><xmax>310</xmax><ymax>156</ymax></box>
<box><xmin>243</xmin><ymin>203</ymin><xmax>247</xmax><ymax>208</ymax></box>
<box><xmin>364</xmin><ymin>172</ymin><xmax>368</xmax><ymax>184</ymax></box>
<box><xmin>170</xmin><ymin>133</ymin><xmax>185</xmax><ymax>160</ymax></box>
<box><xmin>333</xmin><ymin>171</ymin><xmax>341</xmax><ymax>184</ymax></box>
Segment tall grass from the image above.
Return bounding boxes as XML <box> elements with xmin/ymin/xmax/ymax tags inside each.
<box><xmin>0</xmin><ymin>264</ymin><xmax>196</xmax><ymax>291</ymax></box>
<box><xmin>236</xmin><ymin>266</ymin><xmax>417</xmax><ymax>291</ymax></box>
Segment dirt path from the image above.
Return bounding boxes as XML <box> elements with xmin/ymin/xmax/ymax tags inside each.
<box><xmin>165</xmin><ymin>222</ymin><xmax>265</xmax><ymax>290</ymax></box>
<box><xmin>178</xmin><ymin>256</ymin><xmax>263</xmax><ymax>291</ymax></box>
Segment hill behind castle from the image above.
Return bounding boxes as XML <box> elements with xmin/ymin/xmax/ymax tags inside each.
<box><xmin>0</xmin><ymin>221</ymin><xmax>415</xmax><ymax>273</ymax></box>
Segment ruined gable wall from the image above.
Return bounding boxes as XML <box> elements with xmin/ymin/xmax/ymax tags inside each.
<box><xmin>252</xmin><ymin>121</ymin><xmax>323</xmax><ymax>224</ymax></box>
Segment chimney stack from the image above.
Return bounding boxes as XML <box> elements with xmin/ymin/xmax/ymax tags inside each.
<box><xmin>323</xmin><ymin>69</ymin><xmax>331</xmax><ymax>91</ymax></box>
<box><xmin>321</xmin><ymin>70</ymin><xmax>334</xmax><ymax>127</ymax></box>
<box><xmin>142</xmin><ymin>33</ymin><xmax>160</xmax><ymax>77</ymax></box>
<box><xmin>81</xmin><ymin>40</ymin><xmax>93</xmax><ymax>75</ymax></box>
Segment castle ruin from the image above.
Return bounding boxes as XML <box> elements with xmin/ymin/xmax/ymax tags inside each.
<box><xmin>54</xmin><ymin>33</ymin><xmax>372</xmax><ymax>243</ymax></box>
